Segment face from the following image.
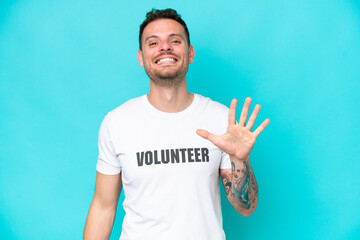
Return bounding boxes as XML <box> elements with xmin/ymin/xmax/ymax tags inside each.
<box><xmin>138</xmin><ymin>18</ymin><xmax>195</xmax><ymax>88</ymax></box>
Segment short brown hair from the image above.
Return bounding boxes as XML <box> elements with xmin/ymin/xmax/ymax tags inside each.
<box><xmin>139</xmin><ymin>8</ymin><xmax>190</xmax><ymax>50</ymax></box>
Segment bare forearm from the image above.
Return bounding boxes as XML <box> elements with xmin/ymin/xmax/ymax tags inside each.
<box><xmin>222</xmin><ymin>157</ymin><xmax>258</xmax><ymax>216</ymax></box>
<box><xmin>83</xmin><ymin>201</ymin><xmax>117</xmax><ymax>240</ymax></box>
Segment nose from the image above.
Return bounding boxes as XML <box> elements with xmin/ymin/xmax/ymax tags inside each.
<box><xmin>159</xmin><ymin>40</ymin><xmax>173</xmax><ymax>52</ymax></box>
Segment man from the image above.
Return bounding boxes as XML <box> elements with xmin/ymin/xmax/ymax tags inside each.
<box><xmin>84</xmin><ymin>8</ymin><xmax>269</xmax><ymax>240</ymax></box>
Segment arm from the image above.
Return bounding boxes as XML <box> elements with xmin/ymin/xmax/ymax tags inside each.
<box><xmin>83</xmin><ymin>171</ymin><xmax>122</xmax><ymax>240</ymax></box>
<box><xmin>220</xmin><ymin>156</ymin><xmax>258</xmax><ymax>217</ymax></box>
<box><xmin>197</xmin><ymin>97</ymin><xmax>269</xmax><ymax>217</ymax></box>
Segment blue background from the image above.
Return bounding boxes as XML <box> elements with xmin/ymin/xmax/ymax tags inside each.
<box><xmin>1</xmin><ymin>0</ymin><xmax>359</xmax><ymax>239</ymax></box>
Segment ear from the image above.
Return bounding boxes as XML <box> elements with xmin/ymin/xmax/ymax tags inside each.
<box><xmin>137</xmin><ymin>49</ymin><xmax>144</xmax><ymax>67</ymax></box>
<box><xmin>188</xmin><ymin>45</ymin><xmax>195</xmax><ymax>64</ymax></box>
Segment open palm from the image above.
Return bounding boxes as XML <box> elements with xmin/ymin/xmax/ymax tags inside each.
<box><xmin>196</xmin><ymin>97</ymin><xmax>270</xmax><ymax>160</ymax></box>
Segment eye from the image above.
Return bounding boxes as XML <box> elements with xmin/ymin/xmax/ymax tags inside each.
<box><xmin>148</xmin><ymin>42</ymin><xmax>157</xmax><ymax>46</ymax></box>
<box><xmin>172</xmin><ymin>39</ymin><xmax>181</xmax><ymax>44</ymax></box>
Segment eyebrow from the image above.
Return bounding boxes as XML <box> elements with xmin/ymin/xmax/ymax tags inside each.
<box><xmin>144</xmin><ymin>33</ymin><xmax>185</xmax><ymax>43</ymax></box>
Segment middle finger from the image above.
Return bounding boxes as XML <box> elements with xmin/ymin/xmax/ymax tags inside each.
<box><xmin>239</xmin><ymin>97</ymin><xmax>252</xmax><ymax>126</ymax></box>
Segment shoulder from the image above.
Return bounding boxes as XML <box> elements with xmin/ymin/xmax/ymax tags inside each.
<box><xmin>194</xmin><ymin>94</ymin><xmax>230</xmax><ymax>134</ymax></box>
<box><xmin>196</xmin><ymin>94</ymin><xmax>229</xmax><ymax>114</ymax></box>
<box><xmin>101</xmin><ymin>95</ymin><xmax>146</xmax><ymax>125</ymax></box>
<box><xmin>110</xmin><ymin>95</ymin><xmax>145</xmax><ymax>115</ymax></box>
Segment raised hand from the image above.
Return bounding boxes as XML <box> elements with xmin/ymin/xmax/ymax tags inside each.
<box><xmin>196</xmin><ymin>97</ymin><xmax>270</xmax><ymax>161</ymax></box>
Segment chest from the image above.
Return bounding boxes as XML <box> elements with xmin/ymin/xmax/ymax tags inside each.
<box><xmin>110</xmin><ymin>117</ymin><xmax>223</xmax><ymax>186</ymax></box>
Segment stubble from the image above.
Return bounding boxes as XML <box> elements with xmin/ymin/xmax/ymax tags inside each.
<box><xmin>144</xmin><ymin>53</ymin><xmax>189</xmax><ymax>88</ymax></box>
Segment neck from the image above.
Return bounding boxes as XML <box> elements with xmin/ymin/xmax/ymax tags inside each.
<box><xmin>147</xmin><ymin>79</ymin><xmax>194</xmax><ymax>113</ymax></box>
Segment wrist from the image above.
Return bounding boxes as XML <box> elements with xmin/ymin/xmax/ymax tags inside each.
<box><xmin>230</xmin><ymin>155</ymin><xmax>249</xmax><ymax>162</ymax></box>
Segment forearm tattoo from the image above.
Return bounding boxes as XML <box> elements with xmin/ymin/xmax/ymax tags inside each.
<box><xmin>221</xmin><ymin>161</ymin><xmax>258</xmax><ymax>210</ymax></box>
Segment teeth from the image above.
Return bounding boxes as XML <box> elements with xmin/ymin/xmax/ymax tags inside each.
<box><xmin>157</xmin><ymin>58</ymin><xmax>176</xmax><ymax>64</ymax></box>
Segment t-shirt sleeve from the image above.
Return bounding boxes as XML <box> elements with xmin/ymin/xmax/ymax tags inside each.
<box><xmin>219</xmin><ymin>151</ymin><xmax>231</xmax><ymax>169</ymax></box>
<box><xmin>96</xmin><ymin>113</ymin><xmax>122</xmax><ymax>175</ymax></box>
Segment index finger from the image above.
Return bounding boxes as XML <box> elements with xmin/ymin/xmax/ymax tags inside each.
<box><xmin>229</xmin><ymin>99</ymin><xmax>237</xmax><ymax>125</ymax></box>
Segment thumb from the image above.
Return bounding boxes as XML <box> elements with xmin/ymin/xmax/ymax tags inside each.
<box><xmin>196</xmin><ymin>129</ymin><xmax>218</xmax><ymax>143</ymax></box>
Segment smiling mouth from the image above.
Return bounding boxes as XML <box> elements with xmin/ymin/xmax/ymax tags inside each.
<box><xmin>155</xmin><ymin>57</ymin><xmax>178</xmax><ymax>65</ymax></box>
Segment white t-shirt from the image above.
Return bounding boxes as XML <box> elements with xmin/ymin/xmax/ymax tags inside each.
<box><xmin>96</xmin><ymin>94</ymin><xmax>231</xmax><ymax>240</ymax></box>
